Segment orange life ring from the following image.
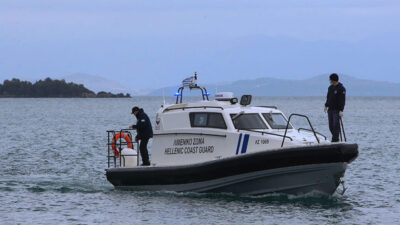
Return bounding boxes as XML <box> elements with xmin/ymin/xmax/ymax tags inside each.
<box><xmin>111</xmin><ymin>132</ymin><xmax>133</xmax><ymax>157</ymax></box>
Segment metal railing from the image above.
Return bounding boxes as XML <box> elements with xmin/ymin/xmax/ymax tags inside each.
<box><xmin>339</xmin><ymin>118</ymin><xmax>347</xmax><ymax>142</ymax></box>
<box><xmin>107</xmin><ymin>129</ymin><xmax>139</xmax><ymax>168</ymax></box>
<box><xmin>154</xmin><ymin>132</ymin><xmax>227</xmax><ymax>138</ymax></box>
<box><xmin>175</xmin><ymin>86</ymin><xmax>210</xmax><ymax>104</ymax></box>
<box><xmin>163</xmin><ymin>106</ymin><xmax>224</xmax><ymax>113</ymax></box>
<box><xmin>281</xmin><ymin>113</ymin><xmax>320</xmax><ymax>147</ymax></box>
<box><xmin>238</xmin><ymin>128</ymin><xmax>293</xmax><ymax>141</ymax></box>
<box><xmin>298</xmin><ymin>128</ymin><xmax>327</xmax><ymax>140</ymax></box>
<box><xmin>257</xmin><ymin>105</ymin><xmax>278</xmax><ymax>109</ymax></box>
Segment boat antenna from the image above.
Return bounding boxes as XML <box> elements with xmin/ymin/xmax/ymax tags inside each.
<box><xmin>162</xmin><ymin>87</ymin><xmax>166</xmax><ymax>106</ymax></box>
<box><xmin>193</xmin><ymin>71</ymin><xmax>198</xmax><ymax>87</ymax></box>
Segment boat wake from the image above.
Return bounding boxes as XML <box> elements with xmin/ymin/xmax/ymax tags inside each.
<box><xmin>113</xmin><ymin>188</ymin><xmax>352</xmax><ymax>207</ymax></box>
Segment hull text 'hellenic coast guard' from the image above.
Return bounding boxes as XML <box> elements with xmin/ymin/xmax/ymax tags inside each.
<box><xmin>106</xmin><ymin>73</ymin><xmax>358</xmax><ymax>196</ymax></box>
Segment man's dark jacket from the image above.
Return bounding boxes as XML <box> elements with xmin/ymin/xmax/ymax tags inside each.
<box><xmin>325</xmin><ymin>82</ymin><xmax>346</xmax><ymax>111</ymax></box>
<box><xmin>132</xmin><ymin>108</ymin><xmax>153</xmax><ymax>139</ymax></box>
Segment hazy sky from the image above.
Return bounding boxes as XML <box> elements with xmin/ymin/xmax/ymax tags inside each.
<box><xmin>1</xmin><ymin>0</ymin><xmax>399</xmax><ymax>89</ymax></box>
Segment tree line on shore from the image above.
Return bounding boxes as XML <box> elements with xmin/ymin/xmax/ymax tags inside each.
<box><xmin>0</xmin><ymin>78</ymin><xmax>131</xmax><ymax>98</ymax></box>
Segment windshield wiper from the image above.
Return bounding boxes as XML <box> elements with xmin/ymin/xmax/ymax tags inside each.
<box><xmin>231</xmin><ymin>111</ymin><xmax>245</xmax><ymax>121</ymax></box>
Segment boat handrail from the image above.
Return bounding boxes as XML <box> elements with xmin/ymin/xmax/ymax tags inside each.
<box><xmin>282</xmin><ymin>113</ymin><xmax>320</xmax><ymax>147</ymax></box>
<box><xmin>339</xmin><ymin>118</ymin><xmax>347</xmax><ymax>142</ymax></box>
<box><xmin>154</xmin><ymin>132</ymin><xmax>227</xmax><ymax>138</ymax></box>
<box><xmin>298</xmin><ymin>128</ymin><xmax>327</xmax><ymax>140</ymax></box>
<box><xmin>163</xmin><ymin>106</ymin><xmax>224</xmax><ymax>112</ymax></box>
<box><xmin>238</xmin><ymin>129</ymin><xmax>293</xmax><ymax>141</ymax></box>
<box><xmin>257</xmin><ymin>105</ymin><xmax>278</xmax><ymax>109</ymax></box>
<box><xmin>107</xmin><ymin>129</ymin><xmax>139</xmax><ymax>168</ymax></box>
<box><xmin>175</xmin><ymin>73</ymin><xmax>211</xmax><ymax>104</ymax></box>
<box><xmin>175</xmin><ymin>85</ymin><xmax>210</xmax><ymax>104</ymax></box>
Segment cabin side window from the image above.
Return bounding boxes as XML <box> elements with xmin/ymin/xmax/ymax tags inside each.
<box><xmin>230</xmin><ymin>113</ymin><xmax>268</xmax><ymax>129</ymax></box>
<box><xmin>189</xmin><ymin>113</ymin><xmax>227</xmax><ymax>129</ymax></box>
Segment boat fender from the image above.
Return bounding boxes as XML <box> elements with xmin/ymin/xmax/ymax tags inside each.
<box><xmin>111</xmin><ymin>132</ymin><xmax>133</xmax><ymax>157</ymax></box>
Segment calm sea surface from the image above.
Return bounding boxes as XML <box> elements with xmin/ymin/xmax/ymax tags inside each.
<box><xmin>1</xmin><ymin>97</ymin><xmax>399</xmax><ymax>224</ymax></box>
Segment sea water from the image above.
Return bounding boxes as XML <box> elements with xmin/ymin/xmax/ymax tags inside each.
<box><xmin>0</xmin><ymin>97</ymin><xmax>399</xmax><ymax>224</ymax></box>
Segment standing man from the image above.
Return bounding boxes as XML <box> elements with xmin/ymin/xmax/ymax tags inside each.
<box><xmin>324</xmin><ymin>73</ymin><xmax>346</xmax><ymax>142</ymax></box>
<box><xmin>130</xmin><ymin>106</ymin><xmax>153</xmax><ymax>166</ymax></box>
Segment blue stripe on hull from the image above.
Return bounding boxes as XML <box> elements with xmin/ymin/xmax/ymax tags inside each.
<box><xmin>235</xmin><ymin>133</ymin><xmax>242</xmax><ymax>155</ymax></box>
<box><xmin>241</xmin><ymin>134</ymin><xmax>250</xmax><ymax>154</ymax></box>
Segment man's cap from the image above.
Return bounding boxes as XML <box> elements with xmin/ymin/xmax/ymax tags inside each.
<box><xmin>329</xmin><ymin>73</ymin><xmax>339</xmax><ymax>82</ymax></box>
<box><xmin>131</xmin><ymin>106</ymin><xmax>140</xmax><ymax>114</ymax></box>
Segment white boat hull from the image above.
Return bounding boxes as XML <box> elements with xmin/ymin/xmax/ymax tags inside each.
<box><xmin>117</xmin><ymin>163</ymin><xmax>346</xmax><ymax>195</ymax></box>
<box><xmin>106</xmin><ymin>143</ymin><xmax>358</xmax><ymax>195</ymax></box>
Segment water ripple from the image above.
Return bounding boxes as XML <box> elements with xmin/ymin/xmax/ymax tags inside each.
<box><xmin>1</xmin><ymin>97</ymin><xmax>399</xmax><ymax>224</ymax></box>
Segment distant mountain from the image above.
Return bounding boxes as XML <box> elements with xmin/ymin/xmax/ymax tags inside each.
<box><xmin>147</xmin><ymin>74</ymin><xmax>400</xmax><ymax>96</ymax></box>
<box><xmin>63</xmin><ymin>74</ymin><xmax>134</xmax><ymax>94</ymax></box>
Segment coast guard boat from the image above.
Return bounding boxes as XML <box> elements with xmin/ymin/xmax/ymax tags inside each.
<box><xmin>106</xmin><ymin>73</ymin><xmax>358</xmax><ymax>195</ymax></box>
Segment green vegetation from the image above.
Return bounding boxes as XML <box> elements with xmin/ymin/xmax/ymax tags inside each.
<box><xmin>0</xmin><ymin>78</ymin><xmax>131</xmax><ymax>98</ymax></box>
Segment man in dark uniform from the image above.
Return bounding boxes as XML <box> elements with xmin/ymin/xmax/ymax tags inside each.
<box><xmin>130</xmin><ymin>106</ymin><xmax>153</xmax><ymax>166</ymax></box>
<box><xmin>324</xmin><ymin>73</ymin><xmax>346</xmax><ymax>142</ymax></box>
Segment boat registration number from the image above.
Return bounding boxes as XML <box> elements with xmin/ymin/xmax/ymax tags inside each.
<box><xmin>255</xmin><ymin>139</ymin><xmax>270</xmax><ymax>145</ymax></box>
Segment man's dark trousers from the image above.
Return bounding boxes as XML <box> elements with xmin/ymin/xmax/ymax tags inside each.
<box><xmin>328</xmin><ymin>109</ymin><xmax>341</xmax><ymax>142</ymax></box>
<box><xmin>139</xmin><ymin>137</ymin><xmax>150</xmax><ymax>165</ymax></box>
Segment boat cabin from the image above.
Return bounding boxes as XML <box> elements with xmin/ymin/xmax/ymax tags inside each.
<box><xmin>150</xmin><ymin>75</ymin><xmax>328</xmax><ymax>166</ymax></box>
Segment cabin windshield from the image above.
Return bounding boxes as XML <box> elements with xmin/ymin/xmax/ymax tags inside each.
<box><xmin>262</xmin><ymin>113</ymin><xmax>292</xmax><ymax>129</ymax></box>
<box><xmin>230</xmin><ymin>113</ymin><xmax>268</xmax><ymax>129</ymax></box>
